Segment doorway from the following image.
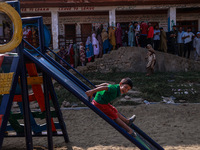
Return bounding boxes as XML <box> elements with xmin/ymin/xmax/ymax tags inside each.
<box><xmin>81</xmin><ymin>23</ymin><xmax>92</xmax><ymax>44</ymax></box>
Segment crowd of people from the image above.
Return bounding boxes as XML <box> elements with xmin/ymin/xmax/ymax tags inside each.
<box><xmin>57</xmin><ymin>21</ymin><xmax>200</xmax><ymax>69</ymax></box>
<box><xmin>124</xmin><ymin>21</ymin><xmax>200</xmax><ymax>61</ymax></box>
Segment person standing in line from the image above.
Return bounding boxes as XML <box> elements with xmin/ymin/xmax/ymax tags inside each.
<box><xmin>182</xmin><ymin>27</ymin><xmax>195</xmax><ymax>59</ymax></box>
<box><xmin>92</xmin><ymin>33</ymin><xmax>99</xmax><ymax>58</ymax></box>
<box><xmin>85</xmin><ymin>36</ymin><xmax>94</xmax><ymax>62</ymax></box>
<box><xmin>79</xmin><ymin>42</ymin><xmax>86</xmax><ymax>66</ymax></box>
<box><xmin>159</xmin><ymin>27</ymin><xmax>167</xmax><ymax>53</ymax></box>
<box><xmin>123</xmin><ymin>30</ymin><xmax>128</xmax><ymax>46</ymax></box>
<box><xmin>177</xmin><ymin>26</ymin><xmax>185</xmax><ymax>57</ymax></box>
<box><xmin>101</xmin><ymin>28</ymin><xmax>113</xmax><ymax>54</ymax></box>
<box><xmin>128</xmin><ymin>22</ymin><xmax>135</xmax><ymax>47</ymax></box>
<box><xmin>115</xmin><ymin>23</ymin><xmax>123</xmax><ymax>49</ymax></box>
<box><xmin>147</xmin><ymin>22</ymin><xmax>154</xmax><ymax>46</ymax></box>
<box><xmin>134</xmin><ymin>22</ymin><xmax>140</xmax><ymax>47</ymax></box>
<box><xmin>97</xmin><ymin>24</ymin><xmax>103</xmax><ymax>58</ymax></box>
<box><xmin>140</xmin><ymin>21</ymin><xmax>148</xmax><ymax>48</ymax></box>
<box><xmin>169</xmin><ymin>25</ymin><xmax>178</xmax><ymax>54</ymax></box>
<box><xmin>109</xmin><ymin>26</ymin><xmax>117</xmax><ymax>50</ymax></box>
<box><xmin>153</xmin><ymin>25</ymin><xmax>160</xmax><ymax>51</ymax></box>
<box><xmin>68</xmin><ymin>44</ymin><xmax>75</xmax><ymax>67</ymax></box>
<box><xmin>193</xmin><ymin>32</ymin><xmax>200</xmax><ymax>61</ymax></box>
<box><xmin>73</xmin><ymin>42</ymin><xmax>79</xmax><ymax>68</ymax></box>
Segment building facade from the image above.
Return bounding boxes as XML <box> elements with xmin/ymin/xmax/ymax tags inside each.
<box><xmin>2</xmin><ymin>0</ymin><xmax>200</xmax><ymax>49</ymax></box>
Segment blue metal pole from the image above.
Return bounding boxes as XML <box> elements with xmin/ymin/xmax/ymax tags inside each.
<box><xmin>47</xmin><ymin>77</ymin><xmax>70</xmax><ymax>143</ymax></box>
<box><xmin>0</xmin><ymin>57</ymin><xmax>20</xmax><ymax>150</ymax></box>
<box><xmin>43</xmin><ymin>72</ymin><xmax>53</xmax><ymax>150</ymax></box>
<box><xmin>38</xmin><ymin>17</ymin><xmax>54</xmax><ymax>150</ymax></box>
<box><xmin>18</xmin><ymin>42</ymin><xmax>33</xmax><ymax>150</ymax></box>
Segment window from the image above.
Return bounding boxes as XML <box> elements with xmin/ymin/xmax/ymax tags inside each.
<box><xmin>176</xmin><ymin>20</ymin><xmax>198</xmax><ymax>33</ymax></box>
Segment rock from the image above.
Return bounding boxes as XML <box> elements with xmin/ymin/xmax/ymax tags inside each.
<box><xmin>127</xmin><ymin>90</ymin><xmax>141</xmax><ymax>96</ymax></box>
<box><xmin>179</xmin><ymin>100</ymin><xmax>186</xmax><ymax>103</ymax></box>
<box><xmin>118</xmin><ymin>97</ymin><xmax>143</xmax><ymax>104</ymax></box>
<box><xmin>71</xmin><ymin>103</ymin><xmax>78</xmax><ymax>107</ymax></box>
<box><xmin>161</xmin><ymin>96</ymin><xmax>175</xmax><ymax>104</ymax></box>
<box><xmin>131</xmin><ymin>98</ymin><xmax>144</xmax><ymax>103</ymax></box>
<box><xmin>124</xmin><ymin>95</ymin><xmax>131</xmax><ymax>99</ymax></box>
<box><xmin>62</xmin><ymin>101</ymin><xmax>71</xmax><ymax>107</ymax></box>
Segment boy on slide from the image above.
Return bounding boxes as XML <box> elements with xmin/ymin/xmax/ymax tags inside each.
<box><xmin>85</xmin><ymin>77</ymin><xmax>137</xmax><ymax>137</ymax></box>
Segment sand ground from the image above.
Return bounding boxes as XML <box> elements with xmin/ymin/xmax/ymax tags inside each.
<box><xmin>2</xmin><ymin>103</ymin><xmax>200</xmax><ymax>150</ymax></box>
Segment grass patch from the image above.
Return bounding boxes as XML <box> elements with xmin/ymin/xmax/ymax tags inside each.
<box><xmin>52</xmin><ymin>71</ymin><xmax>200</xmax><ymax>105</ymax></box>
<box><xmin>1</xmin><ymin>71</ymin><xmax>199</xmax><ymax>107</ymax></box>
<box><xmin>82</xmin><ymin>71</ymin><xmax>200</xmax><ymax>103</ymax></box>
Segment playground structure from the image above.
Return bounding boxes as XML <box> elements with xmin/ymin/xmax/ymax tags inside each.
<box><xmin>0</xmin><ymin>1</ymin><xmax>164</xmax><ymax>150</ymax></box>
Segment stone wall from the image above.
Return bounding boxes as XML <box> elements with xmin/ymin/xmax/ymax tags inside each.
<box><xmin>75</xmin><ymin>47</ymin><xmax>200</xmax><ymax>74</ymax></box>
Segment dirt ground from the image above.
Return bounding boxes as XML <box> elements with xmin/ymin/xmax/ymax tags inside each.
<box><xmin>2</xmin><ymin>103</ymin><xmax>200</xmax><ymax>150</ymax></box>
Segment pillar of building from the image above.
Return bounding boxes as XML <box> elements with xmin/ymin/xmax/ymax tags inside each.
<box><xmin>51</xmin><ymin>11</ymin><xmax>59</xmax><ymax>50</ymax></box>
<box><xmin>109</xmin><ymin>8</ymin><xmax>116</xmax><ymax>27</ymax></box>
<box><xmin>168</xmin><ymin>7</ymin><xmax>176</xmax><ymax>32</ymax></box>
<box><xmin>76</xmin><ymin>23</ymin><xmax>81</xmax><ymax>43</ymax></box>
<box><xmin>198</xmin><ymin>18</ymin><xmax>200</xmax><ymax>31</ymax></box>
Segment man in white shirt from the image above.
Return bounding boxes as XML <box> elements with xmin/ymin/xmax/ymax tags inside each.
<box><xmin>182</xmin><ymin>27</ymin><xmax>195</xmax><ymax>58</ymax></box>
<box><xmin>193</xmin><ymin>32</ymin><xmax>200</xmax><ymax>61</ymax></box>
<box><xmin>177</xmin><ymin>26</ymin><xmax>184</xmax><ymax>57</ymax></box>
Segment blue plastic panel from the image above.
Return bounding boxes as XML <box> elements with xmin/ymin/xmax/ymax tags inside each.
<box><xmin>35</xmin><ymin>57</ymin><xmax>88</xmax><ymax>100</ymax></box>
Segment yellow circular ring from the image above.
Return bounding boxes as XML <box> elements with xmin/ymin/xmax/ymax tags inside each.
<box><xmin>0</xmin><ymin>2</ymin><xmax>22</xmax><ymax>53</ymax></box>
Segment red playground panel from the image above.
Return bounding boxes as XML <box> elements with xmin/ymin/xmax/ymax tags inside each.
<box><xmin>25</xmin><ymin>63</ymin><xmax>56</xmax><ymax>132</ymax></box>
<box><xmin>0</xmin><ymin>115</ymin><xmax>3</xmax><ymax>128</ymax></box>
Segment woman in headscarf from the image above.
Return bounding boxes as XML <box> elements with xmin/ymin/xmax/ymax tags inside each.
<box><xmin>85</xmin><ymin>36</ymin><xmax>93</xmax><ymax>62</ymax></box>
<box><xmin>68</xmin><ymin>44</ymin><xmax>74</xmax><ymax>67</ymax></box>
<box><xmin>96</xmin><ymin>25</ymin><xmax>103</xmax><ymax>58</ymax></box>
<box><xmin>128</xmin><ymin>22</ymin><xmax>135</xmax><ymax>47</ymax></box>
<box><xmin>115</xmin><ymin>23</ymin><xmax>123</xmax><ymax>49</ymax></box>
<box><xmin>101</xmin><ymin>28</ymin><xmax>113</xmax><ymax>54</ymax></box>
<box><xmin>109</xmin><ymin>26</ymin><xmax>117</xmax><ymax>50</ymax></box>
<box><xmin>92</xmin><ymin>33</ymin><xmax>99</xmax><ymax>58</ymax></box>
<box><xmin>79</xmin><ymin>42</ymin><xmax>86</xmax><ymax>66</ymax></box>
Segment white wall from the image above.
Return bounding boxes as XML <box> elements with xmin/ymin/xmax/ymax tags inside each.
<box><xmin>42</xmin><ymin>12</ymin><xmax>200</xmax><ymax>35</ymax></box>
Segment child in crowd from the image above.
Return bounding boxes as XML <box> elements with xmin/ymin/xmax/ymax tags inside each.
<box><xmin>85</xmin><ymin>78</ymin><xmax>137</xmax><ymax>137</ymax></box>
<box><xmin>79</xmin><ymin>42</ymin><xmax>86</xmax><ymax>66</ymax></box>
<box><xmin>145</xmin><ymin>44</ymin><xmax>156</xmax><ymax>76</ymax></box>
<box><xmin>85</xmin><ymin>36</ymin><xmax>94</xmax><ymax>62</ymax></box>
